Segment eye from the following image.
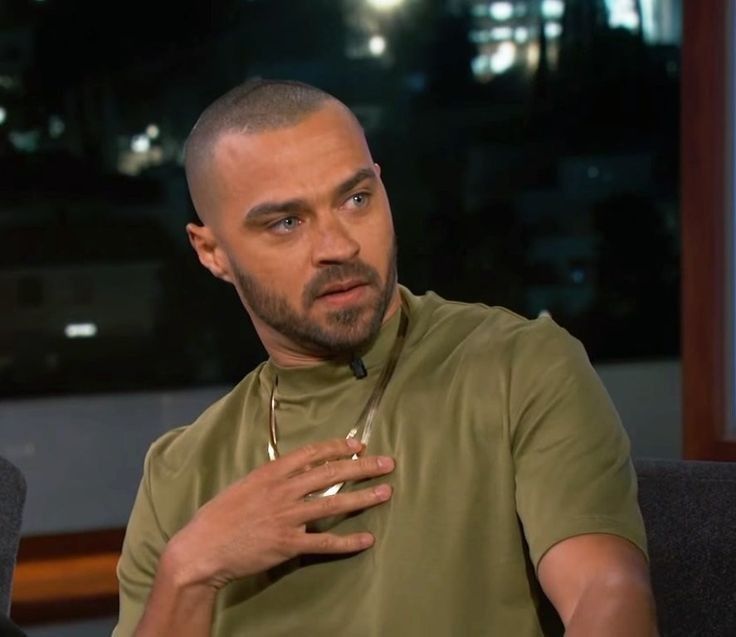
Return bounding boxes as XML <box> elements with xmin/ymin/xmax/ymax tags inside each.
<box><xmin>346</xmin><ymin>192</ymin><xmax>371</xmax><ymax>209</ymax></box>
<box><xmin>269</xmin><ymin>216</ymin><xmax>302</xmax><ymax>234</ymax></box>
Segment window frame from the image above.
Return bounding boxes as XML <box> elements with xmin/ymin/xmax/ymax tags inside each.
<box><xmin>682</xmin><ymin>0</ymin><xmax>736</xmax><ymax>459</ymax></box>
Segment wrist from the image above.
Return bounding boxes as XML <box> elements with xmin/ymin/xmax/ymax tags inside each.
<box><xmin>161</xmin><ymin>531</ymin><xmax>224</xmax><ymax>593</ymax></box>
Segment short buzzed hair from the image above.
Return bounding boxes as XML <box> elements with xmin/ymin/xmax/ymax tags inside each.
<box><xmin>184</xmin><ymin>78</ymin><xmax>336</xmax><ymax>185</ymax></box>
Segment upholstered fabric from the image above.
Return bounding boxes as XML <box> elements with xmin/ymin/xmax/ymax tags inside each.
<box><xmin>0</xmin><ymin>456</ymin><xmax>25</xmax><ymax>614</ymax></box>
<box><xmin>0</xmin><ymin>612</ymin><xmax>27</xmax><ymax>637</ymax></box>
<box><xmin>635</xmin><ymin>459</ymin><xmax>736</xmax><ymax>637</ymax></box>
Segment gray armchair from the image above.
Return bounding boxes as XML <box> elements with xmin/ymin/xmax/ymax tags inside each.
<box><xmin>635</xmin><ymin>459</ymin><xmax>736</xmax><ymax>637</ymax></box>
<box><xmin>0</xmin><ymin>456</ymin><xmax>25</xmax><ymax>615</ymax></box>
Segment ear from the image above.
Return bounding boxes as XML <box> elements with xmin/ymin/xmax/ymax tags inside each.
<box><xmin>186</xmin><ymin>223</ymin><xmax>234</xmax><ymax>283</ymax></box>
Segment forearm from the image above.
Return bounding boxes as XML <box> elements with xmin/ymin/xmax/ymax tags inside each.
<box><xmin>133</xmin><ymin>541</ymin><xmax>219</xmax><ymax>637</ymax></box>
<box><xmin>565</xmin><ymin>579</ymin><xmax>658</xmax><ymax>637</ymax></box>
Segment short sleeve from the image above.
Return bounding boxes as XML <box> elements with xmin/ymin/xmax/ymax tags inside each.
<box><xmin>509</xmin><ymin>319</ymin><xmax>647</xmax><ymax>570</ymax></box>
<box><xmin>112</xmin><ymin>447</ymin><xmax>170</xmax><ymax>637</ymax></box>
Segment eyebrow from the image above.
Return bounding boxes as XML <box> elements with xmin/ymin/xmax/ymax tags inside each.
<box><xmin>244</xmin><ymin>167</ymin><xmax>376</xmax><ymax>224</ymax></box>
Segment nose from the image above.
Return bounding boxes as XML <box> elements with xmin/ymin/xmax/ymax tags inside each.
<box><xmin>310</xmin><ymin>212</ymin><xmax>360</xmax><ymax>266</ymax></box>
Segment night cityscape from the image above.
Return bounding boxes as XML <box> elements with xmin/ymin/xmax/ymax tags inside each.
<box><xmin>0</xmin><ymin>0</ymin><xmax>683</xmax><ymax>396</ymax></box>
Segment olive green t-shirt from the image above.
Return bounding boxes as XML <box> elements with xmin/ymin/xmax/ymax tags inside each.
<box><xmin>114</xmin><ymin>288</ymin><xmax>646</xmax><ymax>636</ymax></box>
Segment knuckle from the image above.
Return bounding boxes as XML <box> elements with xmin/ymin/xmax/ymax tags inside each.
<box><xmin>322</xmin><ymin>462</ymin><xmax>338</xmax><ymax>481</ymax></box>
<box><xmin>275</xmin><ymin>530</ymin><xmax>297</xmax><ymax>557</ymax></box>
<box><xmin>301</xmin><ymin>443</ymin><xmax>319</xmax><ymax>460</ymax></box>
<box><xmin>317</xmin><ymin>534</ymin><xmax>334</xmax><ymax>552</ymax></box>
<box><xmin>360</xmin><ymin>457</ymin><xmax>380</xmax><ymax>473</ymax></box>
<box><xmin>318</xmin><ymin>495</ymin><xmax>339</xmax><ymax>515</ymax></box>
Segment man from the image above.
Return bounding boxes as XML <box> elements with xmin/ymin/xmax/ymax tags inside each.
<box><xmin>115</xmin><ymin>79</ymin><xmax>657</xmax><ymax>636</ymax></box>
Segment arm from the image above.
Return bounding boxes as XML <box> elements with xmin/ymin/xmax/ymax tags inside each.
<box><xmin>538</xmin><ymin>533</ymin><xmax>658</xmax><ymax>636</ymax></box>
<box><xmin>507</xmin><ymin>319</ymin><xmax>652</xmax><ymax>631</ymax></box>
<box><xmin>127</xmin><ymin>437</ymin><xmax>394</xmax><ymax>637</ymax></box>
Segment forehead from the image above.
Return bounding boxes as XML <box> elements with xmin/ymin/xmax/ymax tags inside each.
<box><xmin>209</xmin><ymin>104</ymin><xmax>373</xmax><ymax>203</ymax></box>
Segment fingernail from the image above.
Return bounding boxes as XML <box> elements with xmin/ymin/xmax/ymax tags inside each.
<box><xmin>374</xmin><ymin>484</ymin><xmax>392</xmax><ymax>499</ymax></box>
<box><xmin>377</xmin><ymin>456</ymin><xmax>394</xmax><ymax>469</ymax></box>
<box><xmin>360</xmin><ymin>533</ymin><xmax>374</xmax><ymax>548</ymax></box>
<box><xmin>347</xmin><ymin>438</ymin><xmax>361</xmax><ymax>450</ymax></box>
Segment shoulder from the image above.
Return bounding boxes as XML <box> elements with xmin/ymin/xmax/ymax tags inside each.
<box><xmin>144</xmin><ymin>364</ymin><xmax>266</xmax><ymax>485</ymax></box>
<box><xmin>403</xmin><ymin>287</ymin><xmax>583</xmax><ymax>371</ymax></box>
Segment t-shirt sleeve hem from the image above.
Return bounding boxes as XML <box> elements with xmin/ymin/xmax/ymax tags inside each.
<box><xmin>531</xmin><ymin>515</ymin><xmax>649</xmax><ymax>574</ymax></box>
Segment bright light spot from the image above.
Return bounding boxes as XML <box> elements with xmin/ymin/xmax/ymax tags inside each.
<box><xmin>611</xmin><ymin>11</ymin><xmax>639</xmax><ymax>30</ymax></box>
<box><xmin>367</xmin><ymin>0</ymin><xmax>403</xmax><ymax>10</ymax></box>
<box><xmin>0</xmin><ymin>106</ymin><xmax>6</xmax><ymax>125</ymax></box>
<box><xmin>49</xmin><ymin>115</ymin><xmax>65</xmax><ymax>138</ymax></box>
<box><xmin>527</xmin><ymin>42</ymin><xmax>540</xmax><ymax>68</ymax></box>
<box><xmin>368</xmin><ymin>35</ymin><xmax>386</xmax><ymax>56</ymax></box>
<box><xmin>608</xmin><ymin>0</ymin><xmax>640</xmax><ymax>31</ymax></box>
<box><xmin>514</xmin><ymin>27</ymin><xmax>530</xmax><ymax>44</ymax></box>
<box><xmin>131</xmin><ymin>134</ymin><xmax>151</xmax><ymax>153</ymax></box>
<box><xmin>471</xmin><ymin>54</ymin><xmax>491</xmax><ymax>79</ymax></box>
<box><xmin>65</xmin><ymin>323</ymin><xmax>98</xmax><ymax>339</ymax></box>
<box><xmin>490</xmin><ymin>2</ymin><xmax>514</xmax><ymax>21</ymax></box>
<box><xmin>542</xmin><ymin>0</ymin><xmax>565</xmax><ymax>19</ymax></box>
<box><xmin>538</xmin><ymin>309</ymin><xmax>552</xmax><ymax>318</ymax></box>
<box><xmin>491</xmin><ymin>27</ymin><xmax>514</xmax><ymax>41</ymax></box>
<box><xmin>545</xmin><ymin>22</ymin><xmax>563</xmax><ymax>39</ymax></box>
<box><xmin>146</xmin><ymin>123</ymin><xmax>160</xmax><ymax>139</ymax></box>
<box><xmin>490</xmin><ymin>41</ymin><xmax>517</xmax><ymax>74</ymax></box>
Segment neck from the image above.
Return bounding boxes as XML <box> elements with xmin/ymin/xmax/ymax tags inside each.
<box><xmin>262</xmin><ymin>290</ymin><xmax>402</xmax><ymax>368</ymax></box>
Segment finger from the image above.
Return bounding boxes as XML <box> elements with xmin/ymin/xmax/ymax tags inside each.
<box><xmin>291</xmin><ymin>530</ymin><xmax>376</xmax><ymax>555</ymax></box>
<box><xmin>290</xmin><ymin>455</ymin><xmax>394</xmax><ymax>497</ymax></box>
<box><xmin>291</xmin><ymin>483</ymin><xmax>393</xmax><ymax>525</ymax></box>
<box><xmin>268</xmin><ymin>438</ymin><xmax>364</xmax><ymax>478</ymax></box>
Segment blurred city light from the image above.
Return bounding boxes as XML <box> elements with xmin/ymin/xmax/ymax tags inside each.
<box><xmin>491</xmin><ymin>41</ymin><xmax>517</xmax><ymax>73</ymax></box>
<box><xmin>514</xmin><ymin>27</ymin><xmax>530</xmax><ymax>44</ymax></box>
<box><xmin>0</xmin><ymin>75</ymin><xmax>18</xmax><ymax>90</ymax></box>
<box><xmin>131</xmin><ymin>134</ymin><xmax>151</xmax><ymax>153</ymax></box>
<box><xmin>541</xmin><ymin>0</ymin><xmax>565</xmax><ymax>20</ymax></box>
<box><xmin>48</xmin><ymin>115</ymin><xmax>65</xmax><ymax>138</ymax></box>
<box><xmin>545</xmin><ymin>22</ymin><xmax>563</xmax><ymax>38</ymax></box>
<box><xmin>0</xmin><ymin>106</ymin><xmax>6</xmax><ymax>125</ymax></box>
<box><xmin>146</xmin><ymin>124</ymin><xmax>160</xmax><ymax>139</ymax></box>
<box><xmin>367</xmin><ymin>0</ymin><xmax>403</xmax><ymax>10</ymax></box>
<box><xmin>491</xmin><ymin>26</ymin><xmax>514</xmax><ymax>40</ymax></box>
<box><xmin>607</xmin><ymin>0</ymin><xmax>641</xmax><ymax>31</ymax></box>
<box><xmin>64</xmin><ymin>323</ymin><xmax>98</xmax><ymax>339</ymax></box>
<box><xmin>490</xmin><ymin>2</ymin><xmax>514</xmax><ymax>21</ymax></box>
<box><xmin>369</xmin><ymin>35</ymin><xmax>387</xmax><ymax>56</ymax></box>
<box><xmin>9</xmin><ymin>129</ymin><xmax>40</xmax><ymax>152</ymax></box>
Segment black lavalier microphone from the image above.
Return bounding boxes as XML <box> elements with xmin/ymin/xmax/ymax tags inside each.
<box><xmin>349</xmin><ymin>356</ymin><xmax>368</xmax><ymax>379</ymax></box>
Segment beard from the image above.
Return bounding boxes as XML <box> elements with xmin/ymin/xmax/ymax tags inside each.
<box><xmin>234</xmin><ymin>239</ymin><xmax>398</xmax><ymax>357</ymax></box>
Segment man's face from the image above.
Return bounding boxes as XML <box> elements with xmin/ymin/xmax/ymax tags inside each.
<box><xmin>192</xmin><ymin>102</ymin><xmax>399</xmax><ymax>358</ymax></box>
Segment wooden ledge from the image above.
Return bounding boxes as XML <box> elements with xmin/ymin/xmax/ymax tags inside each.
<box><xmin>11</xmin><ymin>528</ymin><xmax>125</xmax><ymax>625</ymax></box>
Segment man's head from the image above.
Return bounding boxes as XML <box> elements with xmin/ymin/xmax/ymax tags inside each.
<box><xmin>184</xmin><ymin>79</ymin><xmax>400</xmax><ymax>364</ymax></box>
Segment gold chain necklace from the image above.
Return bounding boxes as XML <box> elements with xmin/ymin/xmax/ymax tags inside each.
<box><xmin>267</xmin><ymin>305</ymin><xmax>409</xmax><ymax>498</ymax></box>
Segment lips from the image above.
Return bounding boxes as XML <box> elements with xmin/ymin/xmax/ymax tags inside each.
<box><xmin>316</xmin><ymin>280</ymin><xmax>367</xmax><ymax>298</ymax></box>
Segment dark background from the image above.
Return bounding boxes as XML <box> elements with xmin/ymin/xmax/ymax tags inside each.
<box><xmin>0</xmin><ymin>0</ymin><xmax>682</xmax><ymax>397</ymax></box>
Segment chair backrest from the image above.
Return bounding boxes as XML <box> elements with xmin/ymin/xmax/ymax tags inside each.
<box><xmin>635</xmin><ymin>459</ymin><xmax>736</xmax><ymax>637</ymax></box>
<box><xmin>0</xmin><ymin>456</ymin><xmax>26</xmax><ymax>615</ymax></box>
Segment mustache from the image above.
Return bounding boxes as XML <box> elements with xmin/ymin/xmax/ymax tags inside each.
<box><xmin>302</xmin><ymin>260</ymin><xmax>380</xmax><ymax>307</ymax></box>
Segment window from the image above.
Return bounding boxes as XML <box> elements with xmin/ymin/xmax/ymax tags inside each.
<box><xmin>16</xmin><ymin>276</ymin><xmax>43</xmax><ymax>308</ymax></box>
<box><xmin>0</xmin><ymin>0</ymin><xmax>683</xmax><ymax>396</ymax></box>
